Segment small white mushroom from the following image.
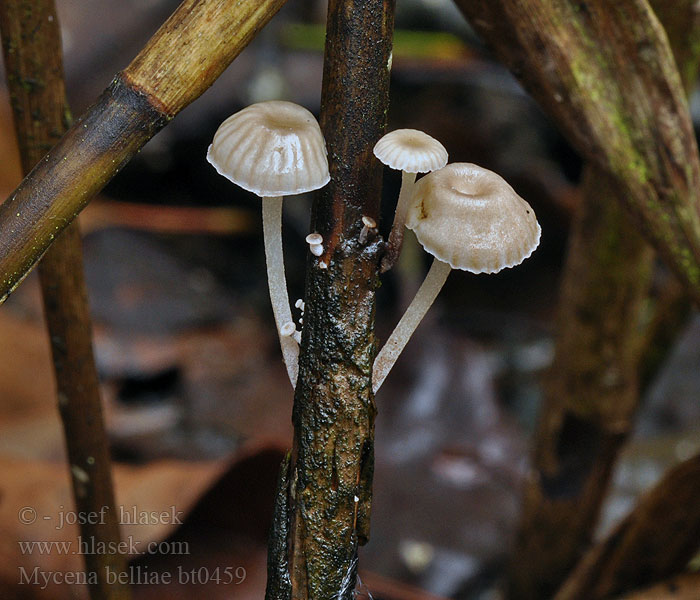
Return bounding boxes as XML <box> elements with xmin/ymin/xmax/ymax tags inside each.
<box><xmin>207</xmin><ymin>101</ymin><xmax>330</xmax><ymax>388</ymax></box>
<box><xmin>295</xmin><ymin>299</ymin><xmax>305</xmax><ymax>311</ymax></box>
<box><xmin>359</xmin><ymin>215</ymin><xmax>377</xmax><ymax>244</ymax></box>
<box><xmin>373</xmin><ymin>129</ymin><xmax>448</xmax><ymax>271</ymax></box>
<box><xmin>305</xmin><ymin>233</ymin><xmax>324</xmax><ymax>257</ymax></box>
<box><xmin>280</xmin><ymin>321</ymin><xmax>302</xmax><ymax>345</ymax></box>
<box><xmin>372</xmin><ymin>163</ymin><xmax>541</xmax><ymax>393</ymax></box>
<box><xmin>280</xmin><ymin>321</ymin><xmax>297</xmax><ymax>337</ymax></box>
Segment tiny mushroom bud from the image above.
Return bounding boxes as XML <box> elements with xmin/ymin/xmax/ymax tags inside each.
<box><xmin>372</xmin><ymin>163</ymin><xmax>541</xmax><ymax>393</ymax></box>
<box><xmin>280</xmin><ymin>321</ymin><xmax>297</xmax><ymax>337</ymax></box>
<box><xmin>280</xmin><ymin>321</ymin><xmax>302</xmax><ymax>345</ymax></box>
<box><xmin>359</xmin><ymin>215</ymin><xmax>377</xmax><ymax>244</ymax></box>
<box><xmin>207</xmin><ymin>101</ymin><xmax>330</xmax><ymax>388</ymax></box>
<box><xmin>373</xmin><ymin>129</ymin><xmax>448</xmax><ymax>271</ymax></box>
<box><xmin>306</xmin><ymin>233</ymin><xmax>323</xmax><ymax>245</ymax></box>
<box><xmin>305</xmin><ymin>234</ymin><xmax>324</xmax><ymax>257</ymax></box>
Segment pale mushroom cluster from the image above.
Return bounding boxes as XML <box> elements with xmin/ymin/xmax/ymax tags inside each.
<box><xmin>372</xmin><ymin>158</ymin><xmax>541</xmax><ymax>392</ymax></box>
<box><xmin>207</xmin><ymin>100</ymin><xmax>330</xmax><ymax>387</ymax></box>
<box><xmin>374</xmin><ymin>129</ymin><xmax>448</xmax><ymax>272</ymax></box>
<box><xmin>207</xmin><ymin>105</ymin><xmax>541</xmax><ymax>393</ymax></box>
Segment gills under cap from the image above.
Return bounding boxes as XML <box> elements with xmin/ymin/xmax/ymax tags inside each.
<box><xmin>406</xmin><ymin>163</ymin><xmax>541</xmax><ymax>273</ymax></box>
<box><xmin>207</xmin><ymin>100</ymin><xmax>330</xmax><ymax>197</ymax></box>
<box><xmin>373</xmin><ymin>129</ymin><xmax>448</xmax><ymax>173</ymax></box>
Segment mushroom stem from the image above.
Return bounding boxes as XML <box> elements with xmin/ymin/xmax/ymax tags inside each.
<box><xmin>373</xmin><ymin>258</ymin><xmax>451</xmax><ymax>393</ymax></box>
<box><xmin>380</xmin><ymin>170</ymin><xmax>417</xmax><ymax>272</ymax></box>
<box><xmin>262</xmin><ymin>196</ymin><xmax>299</xmax><ymax>387</ymax></box>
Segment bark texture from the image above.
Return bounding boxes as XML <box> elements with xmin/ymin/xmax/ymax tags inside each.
<box><xmin>454</xmin><ymin>0</ymin><xmax>700</xmax><ymax>306</ymax></box>
<box><xmin>635</xmin><ymin>0</ymin><xmax>700</xmax><ymax>392</ymax></box>
<box><xmin>0</xmin><ymin>0</ymin><xmax>286</xmax><ymax>302</ymax></box>
<box><xmin>555</xmin><ymin>452</ymin><xmax>700</xmax><ymax>600</ymax></box>
<box><xmin>265</xmin><ymin>1</ymin><xmax>395</xmax><ymax>598</ymax></box>
<box><xmin>0</xmin><ymin>2</ymin><xmax>129</xmax><ymax>599</ymax></box>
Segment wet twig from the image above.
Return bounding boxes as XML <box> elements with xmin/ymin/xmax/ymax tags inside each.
<box><xmin>0</xmin><ymin>0</ymin><xmax>287</xmax><ymax>303</ymax></box>
<box><xmin>265</xmin><ymin>1</ymin><xmax>395</xmax><ymax>598</ymax></box>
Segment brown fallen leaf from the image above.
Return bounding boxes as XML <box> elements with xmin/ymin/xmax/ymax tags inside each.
<box><xmin>0</xmin><ymin>456</ymin><xmax>226</xmax><ymax>600</ymax></box>
<box><xmin>0</xmin><ymin>299</ymin><xmax>55</xmax><ymax>423</ymax></box>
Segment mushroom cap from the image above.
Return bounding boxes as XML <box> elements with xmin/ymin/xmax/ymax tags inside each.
<box><xmin>406</xmin><ymin>163</ymin><xmax>541</xmax><ymax>273</ymax></box>
<box><xmin>373</xmin><ymin>129</ymin><xmax>448</xmax><ymax>173</ymax></box>
<box><xmin>207</xmin><ymin>101</ymin><xmax>330</xmax><ymax>197</ymax></box>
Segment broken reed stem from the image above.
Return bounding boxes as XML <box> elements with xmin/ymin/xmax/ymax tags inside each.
<box><xmin>505</xmin><ymin>4</ymin><xmax>700</xmax><ymax>597</ymax></box>
<box><xmin>0</xmin><ymin>2</ymin><xmax>130</xmax><ymax>599</ymax></box>
<box><xmin>554</xmin><ymin>452</ymin><xmax>700</xmax><ymax>600</ymax></box>
<box><xmin>453</xmin><ymin>0</ymin><xmax>700</xmax><ymax>307</ymax></box>
<box><xmin>264</xmin><ymin>1</ymin><xmax>395</xmax><ymax>598</ymax></box>
<box><xmin>0</xmin><ymin>0</ymin><xmax>287</xmax><ymax>303</ymax></box>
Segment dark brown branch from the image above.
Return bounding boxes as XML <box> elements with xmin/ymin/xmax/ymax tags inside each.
<box><xmin>554</xmin><ymin>452</ymin><xmax>700</xmax><ymax>600</ymax></box>
<box><xmin>453</xmin><ymin>0</ymin><xmax>700</xmax><ymax>306</ymax></box>
<box><xmin>0</xmin><ymin>0</ymin><xmax>286</xmax><ymax>302</ymax></box>
<box><xmin>265</xmin><ymin>1</ymin><xmax>395</xmax><ymax>598</ymax></box>
<box><xmin>0</xmin><ymin>2</ymin><xmax>130</xmax><ymax>599</ymax></box>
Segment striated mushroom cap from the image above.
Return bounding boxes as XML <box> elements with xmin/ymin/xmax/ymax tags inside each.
<box><xmin>373</xmin><ymin>129</ymin><xmax>448</xmax><ymax>173</ymax></box>
<box><xmin>207</xmin><ymin>101</ymin><xmax>330</xmax><ymax>197</ymax></box>
<box><xmin>406</xmin><ymin>163</ymin><xmax>541</xmax><ymax>273</ymax></box>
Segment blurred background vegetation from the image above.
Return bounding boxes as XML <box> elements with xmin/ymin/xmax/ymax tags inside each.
<box><xmin>0</xmin><ymin>1</ymin><xmax>698</xmax><ymax>598</ymax></box>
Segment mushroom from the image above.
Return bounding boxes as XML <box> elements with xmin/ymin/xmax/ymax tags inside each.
<box><xmin>207</xmin><ymin>101</ymin><xmax>330</xmax><ymax>387</ymax></box>
<box><xmin>305</xmin><ymin>233</ymin><xmax>324</xmax><ymax>257</ymax></box>
<box><xmin>359</xmin><ymin>216</ymin><xmax>377</xmax><ymax>244</ymax></box>
<box><xmin>372</xmin><ymin>163</ymin><xmax>541</xmax><ymax>393</ymax></box>
<box><xmin>373</xmin><ymin>129</ymin><xmax>448</xmax><ymax>272</ymax></box>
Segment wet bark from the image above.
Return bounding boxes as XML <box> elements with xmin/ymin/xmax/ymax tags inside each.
<box><xmin>265</xmin><ymin>1</ymin><xmax>395</xmax><ymax>598</ymax></box>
